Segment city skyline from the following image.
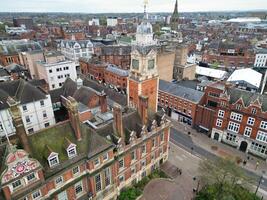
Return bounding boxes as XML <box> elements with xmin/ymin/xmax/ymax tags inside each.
<box><xmin>0</xmin><ymin>0</ymin><xmax>267</xmax><ymax>13</ymax></box>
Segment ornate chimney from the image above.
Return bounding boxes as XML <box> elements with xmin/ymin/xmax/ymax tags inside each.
<box><xmin>66</xmin><ymin>97</ymin><xmax>82</xmax><ymax>141</ymax></box>
<box><xmin>7</xmin><ymin>97</ymin><xmax>31</xmax><ymax>154</ymax></box>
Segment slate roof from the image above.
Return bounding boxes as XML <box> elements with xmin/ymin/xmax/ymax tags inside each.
<box><xmin>159</xmin><ymin>79</ymin><xmax>204</xmax><ymax>103</ymax></box>
<box><xmin>0</xmin><ymin>68</ymin><xmax>10</xmax><ymax>77</ymax></box>
<box><xmin>100</xmin><ymin>45</ymin><xmax>131</xmax><ymax>55</ymax></box>
<box><xmin>0</xmin><ymin>79</ymin><xmax>47</xmax><ymax>110</ymax></box>
<box><xmin>5</xmin><ymin>63</ymin><xmax>27</xmax><ymax>73</ymax></box>
<box><xmin>83</xmin><ymin>78</ymin><xmax>127</xmax><ymax>106</ymax></box>
<box><xmin>28</xmin><ymin>121</ymin><xmax>113</xmax><ymax>178</ymax></box>
<box><xmin>0</xmin><ymin>40</ymin><xmax>42</xmax><ymax>55</ymax></box>
<box><xmin>73</xmin><ymin>86</ymin><xmax>98</xmax><ymax>106</ymax></box>
<box><xmin>226</xmin><ymin>87</ymin><xmax>267</xmax><ymax>112</ymax></box>
<box><xmin>106</xmin><ymin>64</ymin><xmax>128</xmax><ymax>77</ymax></box>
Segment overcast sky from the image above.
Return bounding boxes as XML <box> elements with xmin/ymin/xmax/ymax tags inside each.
<box><xmin>0</xmin><ymin>0</ymin><xmax>266</xmax><ymax>13</ymax></box>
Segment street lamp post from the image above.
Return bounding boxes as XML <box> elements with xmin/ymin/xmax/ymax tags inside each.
<box><xmin>255</xmin><ymin>171</ymin><xmax>265</xmax><ymax>199</ymax></box>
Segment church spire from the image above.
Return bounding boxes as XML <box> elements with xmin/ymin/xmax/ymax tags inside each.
<box><xmin>173</xmin><ymin>0</ymin><xmax>178</xmax><ymax>15</ymax></box>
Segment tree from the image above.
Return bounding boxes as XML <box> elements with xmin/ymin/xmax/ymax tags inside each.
<box><xmin>197</xmin><ymin>158</ymin><xmax>258</xmax><ymax>200</ymax></box>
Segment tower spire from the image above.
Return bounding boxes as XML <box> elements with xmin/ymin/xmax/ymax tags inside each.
<box><xmin>144</xmin><ymin>0</ymin><xmax>148</xmax><ymax>19</ymax></box>
<box><xmin>173</xmin><ymin>0</ymin><xmax>178</xmax><ymax>14</ymax></box>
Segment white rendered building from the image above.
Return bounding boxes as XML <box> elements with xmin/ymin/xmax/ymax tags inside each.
<box><xmin>59</xmin><ymin>40</ymin><xmax>94</xmax><ymax>66</ymax></box>
<box><xmin>107</xmin><ymin>17</ymin><xmax>118</xmax><ymax>27</ymax></box>
<box><xmin>254</xmin><ymin>51</ymin><xmax>267</xmax><ymax>67</ymax></box>
<box><xmin>0</xmin><ymin>79</ymin><xmax>56</xmax><ymax>137</ymax></box>
<box><xmin>36</xmin><ymin>51</ymin><xmax>77</xmax><ymax>90</ymax></box>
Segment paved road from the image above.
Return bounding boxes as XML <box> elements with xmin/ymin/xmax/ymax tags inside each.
<box><xmin>170</xmin><ymin>128</ymin><xmax>267</xmax><ymax>191</ymax></box>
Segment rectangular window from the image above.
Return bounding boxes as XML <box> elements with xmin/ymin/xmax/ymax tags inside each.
<box><xmin>256</xmin><ymin>131</ymin><xmax>267</xmax><ymax>143</ymax></box>
<box><xmin>260</xmin><ymin>121</ymin><xmax>267</xmax><ymax>130</ymax></box>
<box><xmin>72</xmin><ymin>166</ymin><xmax>80</xmax><ymax>176</ymax></box>
<box><xmin>104</xmin><ymin>168</ymin><xmax>111</xmax><ymax>186</ymax></box>
<box><xmin>68</xmin><ymin>147</ymin><xmax>77</xmax><ymax>158</ymax></box>
<box><xmin>28</xmin><ymin>128</ymin><xmax>34</xmax><ymax>134</ymax></box>
<box><xmin>49</xmin><ymin>69</ymin><xmax>52</xmax><ymax>73</ymax></box>
<box><xmin>75</xmin><ymin>181</ymin><xmax>83</xmax><ymax>197</ymax></box>
<box><xmin>43</xmin><ymin>111</ymin><xmax>47</xmax><ymax>118</ymax></box>
<box><xmin>226</xmin><ymin>132</ymin><xmax>236</xmax><ymax>142</ymax></box>
<box><xmin>49</xmin><ymin>156</ymin><xmax>59</xmax><ymax>167</ymax></box>
<box><xmin>218</xmin><ymin>110</ymin><xmax>224</xmax><ymax>118</ymax></box>
<box><xmin>247</xmin><ymin>117</ymin><xmax>255</xmax><ymax>126</ymax></box>
<box><xmin>244</xmin><ymin>127</ymin><xmax>252</xmax><ymax>137</ymax></box>
<box><xmin>141</xmin><ymin>160</ymin><xmax>146</xmax><ymax>167</ymax></box>
<box><xmin>55</xmin><ymin>176</ymin><xmax>63</xmax><ymax>186</ymax></box>
<box><xmin>227</xmin><ymin>121</ymin><xmax>240</xmax><ymax>133</ymax></box>
<box><xmin>45</xmin><ymin>122</ymin><xmax>50</xmax><ymax>127</ymax></box>
<box><xmin>22</xmin><ymin>105</ymin><xmax>27</xmax><ymax>111</ymax></box>
<box><xmin>26</xmin><ymin>173</ymin><xmax>36</xmax><ymax>182</ymax></box>
<box><xmin>12</xmin><ymin>179</ymin><xmax>22</xmax><ymax>189</ymax></box>
<box><xmin>95</xmin><ymin>174</ymin><xmax>102</xmax><ymax>192</ymax></box>
<box><xmin>94</xmin><ymin>158</ymin><xmax>100</xmax><ymax>166</ymax></box>
<box><xmin>252</xmin><ymin>108</ymin><xmax>257</xmax><ymax>114</ymax></box>
<box><xmin>40</xmin><ymin>100</ymin><xmax>44</xmax><ymax>106</ymax></box>
<box><xmin>119</xmin><ymin>158</ymin><xmax>124</xmax><ymax>169</ymax></box>
<box><xmin>32</xmin><ymin>190</ymin><xmax>41</xmax><ymax>199</ymax></box>
<box><xmin>251</xmin><ymin>142</ymin><xmax>267</xmax><ymax>155</ymax></box>
<box><xmin>103</xmin><ymin>153</ymin><xmax>108</xmax><ymax>162</ymax></box>
<box><xmin>141</xmin><ymin>145</ymin><xmax>146</xmax><ymax>155</ymax></box>
<box><xmin>236</xmin><ymin>104</ymin><xmax>242</xmax><ymax>110</ymax></box>
<box><xmin>230</xmin><ymin>112</ymin><xmax>243</xmax><ymax>122</ymax></box>
<box><xmin>216</xmin><ymin>119</ymin><xmax>223</xmax><ymax>127</ymax></box>
<box><xmin>25</xmin><ymin>116</ymin><xmax>30</xmax><ymax>123</ymax></box>
<box><xmin>131</xmin><ymin>150</ymin><xmax>136</xmax><ymax>161</ymax></box>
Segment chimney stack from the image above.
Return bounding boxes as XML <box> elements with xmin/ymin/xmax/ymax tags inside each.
<box><xmin>138</xmin><ymin>95</ymin><xmax>148</xmax><ymax>125</ymax></box>
<box><xmin>113</xmin><ymin>103</ymin><xmax>124</xmax><ymax>142</ymax></box>
<box><xmin>66</xmin><ymin>97</ymin><xmax>82</xmax><ymax>141</ymax></box>
<box><xmin>99</xmin><ymin>91</ymin><xmax>108</xmax><ymax>113</ymax></box>
<box><xmin>7</xmin><ymin>97</ymin><xmax>31</xmax><ymax>154</ymax></box>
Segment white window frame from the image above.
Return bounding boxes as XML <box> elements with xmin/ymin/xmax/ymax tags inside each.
<box><xmin>256</xmin><ymin>131</ymin><xmax>267</xmax><ymax>143</ymax></box>
<box><xmin>32</xmin><ymin>190</ymin><xmax>41</xmax><ymax>200</ymax></box>
<box><xmin>48</xmin><ymin>153</ymin><xmax>59</xmax><ymax>168</ymax></box>
<box><xmin>75</xmin><ymin>181</ymin><xmax>84</xmax><ymax>198</ymax></box>
<box><xmin>55</xmin><ymin>176</ymin><xmax>63</xmax><ymax>187</ymax></box>
<box><xmin>227</xmin><ymin>121</ymin><xmax>240</xmax><ymax>133</ymax></box>
<box><xmin>67</xmin><ymin>145</ymin><xmax>77</xmax><ymax>158</ymax></box>
<box><xmin>12</xmin><ymin>179</ymin><xmax>22</xmax><ymax>190</ymax></box>
<box><xmin>260</xmin><ymin>121</ymin><xmax>267</xmax><ymax>130</ymax></box>
<box><xmin>218</xmin><ymin>110</ymin><xmax>225</xmax><ymax>118</ymax></box>
<box><xmin>95</xmin><ymin>173</ymin><xmax>102</xmax><ymax>193</ymax></box>
<box><xmin>216</xmin><ymin>119</ymin><xmax>223</xmax><ymax>127</ymax></box>
<box><xmin>72</xmin><ymin>166</ymin><xmax>80</xmax><ymax>176</ymax></box>
<box><xmin>244</xmin><ymin>127</ymin><xmax>252</xmax><ymax>137</ymax></box>
<box><xmin>94</xmin><ymin>158</ymin><xmax>100</xmax><ymax>166</ymax></box>
<box><xmin>26</xmin><ymin>172</ymin><xmax>36</xmax><ymax>182</ymax></box>
<box><xmin>103</xmin><ymin>153</ymin><xmax>108</xmax><ymax>162</ymax></box>
<box><xmin>247</xmin><ymin>117</ymin><xmax>255</xmax><ymax>126</ymax></box>
<box><xmin>230</xmin><ymin>112</ymin><xmax>243</xmax><ymax>122</ymax></box>
<box><xmin>119</xmin><ymin>158</ymin><xmax>124</xmax><ymax>169</ymax></box>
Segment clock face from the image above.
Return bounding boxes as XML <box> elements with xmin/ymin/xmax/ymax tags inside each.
<box><xmin>16</xmin><ymin>164</ymin><xmax>26</xmax><ymax>173</ymax></box>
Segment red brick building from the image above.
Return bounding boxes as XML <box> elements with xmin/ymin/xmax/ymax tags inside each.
<box><xmin>158</xmin><ymin>80</ymin><xmax>204</xmax><ymax>126</ymax></box>
<box><xmin>202</xmin><ymin>41</ymin><xmax>255</xmax><ymax>68</ymax></box>
<box><xmin>98</xmin><ymin>46</ymin><xmax>131</xmax><ymax>70</ymax></box>
<box><xmin>211</xmin><ymin>86</ymin><xmax>267</xmax><ymax>160</ymax></box>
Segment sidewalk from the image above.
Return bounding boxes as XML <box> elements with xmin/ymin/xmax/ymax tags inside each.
<box><xmin>169</xmin><ymin>118</ymin><xmax>267</xmax><ymax>177</ymax></box>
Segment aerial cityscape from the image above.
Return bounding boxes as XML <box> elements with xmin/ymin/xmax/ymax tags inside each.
<box><xmin>0</xmin><ymin>0</ymin><xmax>267</xmax><ymax>200</ymax></box>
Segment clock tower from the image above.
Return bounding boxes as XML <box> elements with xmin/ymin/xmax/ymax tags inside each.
<box><xmin>127</xmin><ymin>0</ymin><xmax>159</xmax><ymax>114</ymax></box>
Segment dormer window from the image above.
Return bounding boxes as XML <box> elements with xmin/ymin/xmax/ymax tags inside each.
<box><xmin>48</xmin><ymin>153</ymin><xmax>59</xmax><ymax>168</ymax></box>
<box><xmin>67</xmin><ymin>144</ymin><xmax>77</xmax><ymax>158</ymax></box>
<box><xmin>236</xmin><ymin>104</ymin><xmax>242</xmax><ymax>110</ymax></box>
<box><xmin>252</xmin><ymin>108</ymin><xmax>257</xmax><ymax>115</ymax></box>
<box><xmin>12</xmin><ymin>179</ymin><xmax>22</xmax><ymax>190</ymax></box>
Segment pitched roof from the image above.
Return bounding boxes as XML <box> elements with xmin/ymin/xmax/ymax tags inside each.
<box><xmin>106</xmin><ymin>64</ymin><xmax>128</xmax><ymax>77</ymax></box>
<box><xmin>0</xmin><ymin>79</ymin><xmax>47</xmax><ymax>109</ymax></box>
<box><xmin>159</xmin><ymin>79</ymin><xmax>204</xmax><ymax>103</ymax></box>
<box><xmin>226</xmin><ymin>87</ymin><xmax>267</xmax><ymax>112</ymax></box>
